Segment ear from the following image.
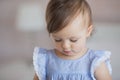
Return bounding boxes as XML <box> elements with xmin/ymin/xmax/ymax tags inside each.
<box><xmin>87</xmin><ymin>25</ymin><xmax>93</xmax><ymax>37</ymax></box>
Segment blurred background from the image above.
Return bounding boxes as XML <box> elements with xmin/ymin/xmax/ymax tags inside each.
<box><xmin>0</xmin><ymin>0</ymin><xmax>120</xmax><ymax>80</ymax></box>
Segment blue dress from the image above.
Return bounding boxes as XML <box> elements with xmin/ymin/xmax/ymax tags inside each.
<box><xmin>33</xmin><ymin>47</ymin><xmax>112</xmax><ymax>80</ymax></box>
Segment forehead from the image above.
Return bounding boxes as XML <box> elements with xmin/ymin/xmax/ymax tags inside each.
<box><xmin>52</xmin><ymin>14</ymin><xmax>86</xmax><ymax>38</ymax></box>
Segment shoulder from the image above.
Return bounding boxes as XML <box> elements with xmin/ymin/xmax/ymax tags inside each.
<box><xmin>33</xmin><ymin>47</ymin><xmax>48</xmax><ymax>64</ymax></box>
<box><xmin>89</xmin><ymin>50</ymin><xmax>111</xmax><ymax>65</ymax></box>
<box><xmin>33</xmin><ymin>47</ymin><xmax>54</xmax><ymax>64</ymax></box>
<box><xmin>33</xmin><ymin>47</ymin><xmax>48</xmax><ymax>55</ymax></box>
<box><xmin>33</xmin><ymin>47</ymin><xmax>53</xmax><ymax>80</ymax></box>
<box><xmin>89</xmin><ymin>49</ymin><xmax>111</xmax><ymax>59</ymax></box>
<box><xmin>89</xmin><ymin>49</ymin><xmax>112</xmax><ymax>80</ymax></box>
<box><xmin>33</xmin><ymin>47</ymin><xmax>53</xmax><ymax>58</ymax></box>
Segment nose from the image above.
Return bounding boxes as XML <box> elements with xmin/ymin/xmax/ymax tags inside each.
<box><xmin>62</xmin><ymin>41</ymin><xmax>70</xmax><ymax>50</ymax></box>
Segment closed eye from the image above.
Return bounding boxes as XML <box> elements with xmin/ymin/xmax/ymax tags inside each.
<box><xmin>55</xmin><ymin>39</ymin><xmax>62</xmax><ymax>42</ymax></box>
<box><xmin>70</xmin><ymin>39</ymin><xmax>78</xmax><ymax>42</ymax></box>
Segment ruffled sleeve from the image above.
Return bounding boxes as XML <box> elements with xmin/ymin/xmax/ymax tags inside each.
<box><xmin>90</xmin><ymin>50</ymin><xmax>112</xmax><ymax>80</ymax></box>
<box><xmin>33</xmin><ymin>47</ymin><xmax>47</xmax><ymax>80</ymax></box>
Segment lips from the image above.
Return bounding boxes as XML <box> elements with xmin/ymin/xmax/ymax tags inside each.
<box><xmin>63</xmin><ymin>50</ymin><xmax>71</xmax><ymax>54</ymax></box>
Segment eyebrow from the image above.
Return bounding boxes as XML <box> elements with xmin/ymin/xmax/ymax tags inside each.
<box><xmin>52</xmin><ymin>35</ymin><xmax>81</xmax><ymax>39</ymax></box>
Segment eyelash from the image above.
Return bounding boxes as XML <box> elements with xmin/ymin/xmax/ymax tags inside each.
<box><xmin>55</xmin><ymin>39</ymin><xmax>78</xmax><ymax>43</ymax></box>
<box><xmin>70</xmin><ymin>40</ymin><xmax>78</xmax><ymax>42</ymax></box>
<box><xmin>55</xmin><ymin>39</ymin><xmax>62</xmax><ymax>42</ymax></box>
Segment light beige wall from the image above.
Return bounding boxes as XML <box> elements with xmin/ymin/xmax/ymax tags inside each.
<box><xmin>0</xmin><ymin>0</ymin><xmax>120</xmax><ymax>80</ymax></box>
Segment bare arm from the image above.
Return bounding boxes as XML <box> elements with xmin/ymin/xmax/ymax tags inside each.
<box><xmin>33</xmin><ymin>73</ymin><xmax>39</xmax><ymax>80</ymax></box>
<box><xmin>95</xmin><ymin>62</ymin><xmax>112</xmax><ymax>80</ymax></box>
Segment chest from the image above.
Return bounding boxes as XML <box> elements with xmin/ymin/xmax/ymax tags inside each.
<box><xmin>46</xmin><ymin>56</ymin><xmax>91</xmax><ymax>75</ymax></box>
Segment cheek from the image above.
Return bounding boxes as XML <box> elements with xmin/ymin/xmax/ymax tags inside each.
<box><xmin>72</xmin><ymin>44</ymin><xmax>82</xmax><ymax>50</ymax></box>
<box><xmin>54</xmin><ymin>43</ymin><xmax>61</xmax><ymax>49</ymax></box>
<box><xmin>52</xmin><ymin>40</ymin><xmax>60</xmax><ymax>47</ymax></box>
<box><xmin>72</xmin><ymin>41</ymin><xmax>86</xmax><ymax>50</ymax></box>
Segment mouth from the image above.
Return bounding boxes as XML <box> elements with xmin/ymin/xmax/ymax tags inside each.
<box><xmin>63</xmin><ymin>50</ymin><xmax>72</xmax><ymax>54</ymax></box>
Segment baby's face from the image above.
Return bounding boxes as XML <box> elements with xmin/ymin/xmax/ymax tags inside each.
<box><xmin>51</xmin><ymin>14</ymin><xmax>92</xmax><ymax>58</ymax></box>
